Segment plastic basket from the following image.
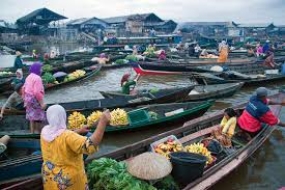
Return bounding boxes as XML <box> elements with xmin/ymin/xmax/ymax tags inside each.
<box><xmin>150</xmin><ymin>135</ymin><xmax>182</xmax><ymax>152</ymax></box>
<box><xmin>127</xmin><ymin>109</ymin><xmax>150</xmax><ymax>126</ymax></box>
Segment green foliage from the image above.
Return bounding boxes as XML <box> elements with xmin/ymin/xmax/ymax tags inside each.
<box><xmin>87</xmin><ymin>158</ymin><xmax>156</xmax><ymax>190</ymax></box>
<box><xmin>42</xmin><ymin>64</ymin><xmax>53</xmax><ymax>72</ymax></box>
<box><xmin>148</xmin><ymin>111</ymin><xmax>158</xmax><ymax>120</ymax></box>
<box><xmin>153</xmin><ymin>176</ymin><xmax>179</xmax><ymax>190</ymax></box>
<box><xmin>115</xmin><ymin>59</ymin><xmax>128</xmax><ymax>65</ymax></box>
<box><xmin>41</xmin><ymin>72</ymin><xmax>55</xmax><ymax>84</ymax></box>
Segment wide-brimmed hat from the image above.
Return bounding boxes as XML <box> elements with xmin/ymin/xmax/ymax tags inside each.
<box><xmin>127</xmin><ymin>152</ymin><xmax>172</xmax><ymax>180</ymax></box>
<box><xmin>16</xmin><ymin>51</ymin><xmax>22</xmax><ymax>56</ymax></box>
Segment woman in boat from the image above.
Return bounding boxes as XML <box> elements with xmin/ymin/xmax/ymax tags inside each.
<box><xmin>212</xmin><ymin>108</ymin><xmax>237</xmax><ymax>147</ymax></box>
<box><xmin>217</xmin><ymin>43</ymin><xmax>229</xmax><ymax>63</ymax></box>
<box><xmin>263</xmin><ymin>51</ymin><xmax>277</xmax><ymax>68</ymax></box>
<box><xmin>0</xmin><ymin>83</ymin><xmax>24</xmax><ymax>120</ymax></box>
<box><xmin>32</xmin><ymin>49</ymin><xmax>38</xmax><ymax>58</ymax></box>
<box><xmin>11</xmin><ymin>69</ymin><xmax>25</xmax><ymax>86</ymax></box>
<box><xmin>23</xmin><ymin>62</ymin><xmax>46</xmax><ymax>134</ymax></box>
<box><xmin>41</xmin><ymin>105</ymin><xmax>111</xmax><ymax>190</ymax></box>
<box><xmin>238</xmin><ymin>87</ymin><xmax>285</xmax><ymax>139</ymax></box>
<box><xmin>256</xmin><ymin>44</ymin><xmax>263</xmax><ymax>57</ymax></box>
<box><xmin>121</xmin><ymin>73</ymin><xmax>140</xmax><ymax>95</ymax></box>
<box><xmin>13</xmin><ymin>51</ymin><xmax>24</xmax><ymax>73</ymax></box>
<box><xmin>132</xmin><ymin>45</ymin><xmax>138</xmax><ymax>55</ymax></box>
<box><xmin>158</xmin><ymin>50</ymin><xmax>167</xmax><ymax>60</ymax></box>
<box><xmin>98</xmin><ymin>53</ymin><xmax>110</xmax><ymax>64</ymax></box>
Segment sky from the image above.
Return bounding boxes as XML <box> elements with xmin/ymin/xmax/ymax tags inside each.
<box><xmin>0</xmin><ymin>0</ymin><xmax>284</xmax><ymax>25</ymax></box>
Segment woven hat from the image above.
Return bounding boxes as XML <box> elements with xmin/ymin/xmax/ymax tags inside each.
<box><xmin>16</xmin><ymin>51</ymin><xmax>22</xmax><ymax>56</ymax></box>
<box><xmin>127</xmin><ymin>152</ymin><xmax>172</xmax><ymax>180</ymax></box>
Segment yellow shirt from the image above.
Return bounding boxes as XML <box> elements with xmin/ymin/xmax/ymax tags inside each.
<box><xmin>41</xmin><ymin>130</ymin><xmax>98</xmax><ymax>190</ymax></box>
<box><xmin>220</xmin><ymin>116</ymin><xmax>237</xmax><ymax>137</ymax></box>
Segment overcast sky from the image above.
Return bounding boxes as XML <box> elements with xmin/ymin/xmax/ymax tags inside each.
<box><xmin>1</xmin><ymin>0</ymin><xmax>284</xmax><ymax>24</ymax></box>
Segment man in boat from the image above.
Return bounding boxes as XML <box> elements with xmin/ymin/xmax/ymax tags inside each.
<box><xmin>121</xmin><ymin>73</ymin><xmax>140</xmax><ymax>95</ymax></box>
<box><xmin>13</xmin><ymin>51</ymin><xmax>24</xmax><ymax>73</ymax></box>
<box><xmin>0</xmin><ymin>83</ymin><xmax>24</xmax><ymax>120</ymax></box>
<box><xmin>238</xmin><ymin>87</ymin><xmax>285</xmax><ymax>138</ymax></box>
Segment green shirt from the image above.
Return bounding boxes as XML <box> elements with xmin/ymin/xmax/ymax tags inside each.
<box><xmin>121</xmin><ymin>80</ymin><xmax>136</xmax><ymax>94</ymax></box>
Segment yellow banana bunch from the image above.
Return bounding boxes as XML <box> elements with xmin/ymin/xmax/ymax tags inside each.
<box><xmin>68</xmin><ymin>70</ymin><xmax>86</xmax><ymax>79</ymax></box>
<box><xmin>87</xmin><ymin>111</ymin><xmax>103</xmax><ymax>127</ymax></box>
<box><xmin>184</xmin><ymin>143</ymin><xmax>213</xmax><ymax>164</ymax></box>
<box><xmin>110</xmin><ymin>108</ymin><xmax>129</xmax><ymax>126</ymax></box>
<box><xmin>68</xmin><ymin>111</ymin><xmax>86</xmax><ymax>130</ymax></box>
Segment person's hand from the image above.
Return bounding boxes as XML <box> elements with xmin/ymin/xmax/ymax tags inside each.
<box><xmin>100</xmin><ymin>110</ymin><xmax>111</xmax><ymax>124</ymax></box>
<box><xmin>41</xmin><ymin>103</ymin><xmax>47</xmax><ymax>110</ymax></box>
<box><xmin>76</xmin><ymin>125</ymin><xmax>90</xmax><ymax>134</ymax></box>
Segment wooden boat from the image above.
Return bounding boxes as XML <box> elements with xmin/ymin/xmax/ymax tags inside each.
<box><xmin>1</xmin><ymin>91</ymin><xmax>283</xmax><ymax>189</ymax></box>
<box><xmin>100</xmin><ymin>82</ymin><xmax>244</xmax><ymax>101</ymax></box>
<box><xmin>0</xmin><ymin>100</ymin><xmax>214</xmax><ymax>138</ymax></box>
<box><xmin>0</xmin><ymin>86</ymin><xmax>195</xmax><ymax>133</ymax></box>
<box><xmin>191</xmin><ymin>72</ymin><xmax>285</xmax><ymax>86</ymax></box>
<box><xmin>129</xmin><ymin>60</ymin><xmax>274</xmax><ymax>76</ymax></box>
<box><xmin>44</xmin><ymin>64</ymin><xmax>102</xmax><ymax>91</ymax></box>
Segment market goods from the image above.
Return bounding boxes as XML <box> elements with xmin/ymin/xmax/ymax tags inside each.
<box><xmin>110</xmin><ymin>108</ymin><xmax>129</xmax><ymax>126</ymax></box>
<box><xmin>154</xmin><ymin>138</ymin><xmax>183</xmax><ymax>159</ymax></box>
<box><xmin>0</xmin><ymin>71</ymin><xmax>13</xmax><ymax>76</ymax></box>
<box><xmin>184</xmin><ymin>143</ymin><xmax>213</xmax><ymax>164</ymax></box>
<box><xmin>125</xmin><ymin>55</ymin><xmax>138</xmax><ymax>62</ymax></box>
<box><xmin>42</xmin><ymin>72</ymin><xmax>55</xmax><ymax>84</ymax></box>
<box><xmin>68</xmin><ymin>111</ymin><xmax>86</xmax><ymax>130</ymax></box>
<box><xmin>42</xmin><ymin>64</ymin><xmax>53</xmax><ymax>72</ymax></box>
<box><xmin>148</xmin><ymin>111</ymin><xmax>158</xmax><ymax>120</ymax></box>
<box><xmin>87</xmin><ymin>111</ymin><xmax>103</xmax><ymax>127</ymax></box>
<box><xmin>64</xmin><ymin>69</ymin><xmax>86</xmax><ymax>82</ymax></box>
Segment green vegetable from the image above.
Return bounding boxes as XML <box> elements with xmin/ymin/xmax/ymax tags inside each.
<box><xmin>125</xmin><ymin>55</ymin><xmax>139</xmax><ymax>62</ymax></box>
<box><xmin>87</xmin><ymin>158</ymin><xmax>156</xmax><ymax>190</ymax></box>
<box><xmin>148</xmin><ymin>111</ymin><xmax>158</xmax><ymax>120</ymax></box>
<box><xmin>149</xmin><ymin>88</ymin><xmax>159</xmax><ymax>94</ymax></box>
<box><xmin>115</xmin><ymin>59</ymin><xmax>128</xmax><ymax>65</ymax></box>
<box><xmin>42</xmin><ymin>64</ymin><xmax>53</xmax><ymax>72</ymax></box>
<box><xmin>153</xmin><ymin>176</ymin><xmax>179</xmax><ymax>190</ymax></box>
<box><xmin>41</xmin><ymin>72</ymin><xmax>55</xmax><ymax>84</ymax></box>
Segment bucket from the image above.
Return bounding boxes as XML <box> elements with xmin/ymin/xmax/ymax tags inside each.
<box><xmin>170</xmin><ymin>152</ymin><xmax>207</xmax><ymax>186</ymax></box>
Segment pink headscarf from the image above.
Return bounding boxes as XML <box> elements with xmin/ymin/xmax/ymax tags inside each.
<box><xmin>41</xmin><ymin>105</ymin><xmax>67</xmax><ymax>142</ymax></box>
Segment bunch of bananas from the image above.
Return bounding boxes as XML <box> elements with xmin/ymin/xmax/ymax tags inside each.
<box><xmin>110</xmin><ymin>108</ymin><xmax>129</xmax><ymax>126</ymax></box>
<box><xmin>65</xmin><ymin>70</ymin><xmax>86</xmax><ymax>81</ymax></box>
<box><xmin>184</xmin><ymin>143</ymin><xmax>213</xmax><ymax>164</ymax></box>
<box><xmin>154</xmin><ymin>139</ymin><xmax>183</xmax><ymax>159</ymax></box>
<box><xmin>87</xmin><ymin>111</ymin><xmax>103</xmax><ymax>127</ymax></box>
<box><xmin>68</xmin><ymin>111</ymin><xmax>86</xmax><ymax>130</ymax></box>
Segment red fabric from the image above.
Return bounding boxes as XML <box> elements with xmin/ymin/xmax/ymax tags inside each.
<box><xmin>238</xmin><ymin>110</ymin><xmax>278</xmax><ymax>133</ymax></box>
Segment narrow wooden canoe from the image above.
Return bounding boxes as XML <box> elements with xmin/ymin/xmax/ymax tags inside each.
<box><xmin>1</xmin><ymin>91</ymin><xmax>283</xmax><ymax>189</ymax></box>
<box><xmin>0</xmin><ymin>100</ymin><xmax>214</xmax><ymax>138</ymax></box>
<box><xmin>191</xmin><ymin>72</ymin><xmax>285</xmax><ymax>86</ymax></box>
<box><xmin>100</xmin><ymin>82</ymin><xmax>244</xmax><ymax>101</ymax></box>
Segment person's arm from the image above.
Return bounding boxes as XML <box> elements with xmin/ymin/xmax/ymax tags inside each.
<box><xmin>0</xmin><ymin>94</ymin><xmax>14</xmax><ymax>120</ymax></box>
<box><xmin>268</xmin><ymin>99</ymin><xmax>285</xmax><ymax>106</ymax></box>
<box><xmin>34</xmin><ymin>78</ymin><xmax>46</xmax><ymax>109</ymax></box>
<box><xmin>89</xmin><ymin>110</ymin><xmax>111</xmax><ymax>146</ymax></box>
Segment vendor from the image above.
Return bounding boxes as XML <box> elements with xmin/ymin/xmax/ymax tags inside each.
<box><xmin>14</xmin><ymin>51</ymin><xmax>24</xmax><ymax>73</ymax></box>
<box><xmin>97</xmin><ymin>53</ymin><xmax>110</xmax><ymax>64</ymax></box>
<box><xmin>158</xmin><ymin>50</ymin><xmax>167</xmax><ymax>60</ymax></box>
<box><xmin>121</xmin><ymin>73</ymin><xmax>140</xmax><ymax>95</ymax></box>
<box><xmin>32</xmin><ymin>50</ymin><xmax>38</xmax><ymax>58</ymax></box>
<box><xmin>0</xmin><ymin>83</ymin><xmax>24</xmax><ymax>120</ymax></box>
<box><xmin>11</xmin><ymin>69</ymin><xmax>25</xmax><ymax>86</ymax></box>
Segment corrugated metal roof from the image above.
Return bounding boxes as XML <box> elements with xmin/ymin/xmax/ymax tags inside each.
<box><xmin>66</xmin><ymin>18</ymin><xmax>89</xmax><ymax>25</ymax></box>
<box><xmin>182</xmin><ymin>22</ymin><xmax>233</xmax><ymax>26</ymax></box>
<box><xmin>103</xmin><ymin>13</ymin><xmax>163</xmax><ymax>24</ymax></box>
<box><xmin>237</xmin><ymin>23</ymin><xmax>274</xmax><ymax>28</ymax></box>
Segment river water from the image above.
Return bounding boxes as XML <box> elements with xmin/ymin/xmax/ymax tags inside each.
<box><xmin>1</xmin><ymin>54</ymin><xmax>285</xmax><ymax>189</ymax></box>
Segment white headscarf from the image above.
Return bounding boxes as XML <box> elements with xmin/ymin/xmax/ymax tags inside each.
<box><xmin>16</xmin><ymin>69</ymin><xmax>23</xmax><ymax>80</ymax></box>
<box><xmin>41</xmin><ymin>105</ymin><xmax>67</xmax><ymax>142</ymax></box>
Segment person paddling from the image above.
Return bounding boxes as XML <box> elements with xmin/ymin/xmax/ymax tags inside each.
<box><xmin>121</xmin><ymin>73</ymin><xmax>140</xmax><ymax>95</ymax></box>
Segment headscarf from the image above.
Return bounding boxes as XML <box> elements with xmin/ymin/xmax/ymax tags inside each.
<box><xmin>16</xmin><ymin>69</ymin><xmax>23</xmax><ymax>80</ymax></box>
<box><xmin>41</xmin><ymin>105</ymin><xmax>67</xmax><ymax>142</ymax></box>
<box><xmin>100</xmin><ymin>53</ymin><xmax>106</xmax><ymax>58</ymax></box>
<box><xmin>121</xmin><ymin>73</ymin><xmax>131</xmax><ymax>86</ymax></box>
<box><xmin>29</xmin><ymin>62</ymin><xmax>42</xmax><ymax>76</ymax></box>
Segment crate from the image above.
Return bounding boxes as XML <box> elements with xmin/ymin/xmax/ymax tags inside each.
<box><xmin>127</xmin><ymin>109</ymin><xmax>150</xmax><ymax>126</ymax></box>
<box><xmin>150</xmin><ymin>135</ymin><xmax>182</xmax><ymax>152</ymax></box>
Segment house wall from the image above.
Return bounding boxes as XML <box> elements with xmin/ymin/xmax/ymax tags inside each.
<box><xmin>126</xmin><ymin>20</ymin><xmax>143</xmax><ymax>33</ymax></box>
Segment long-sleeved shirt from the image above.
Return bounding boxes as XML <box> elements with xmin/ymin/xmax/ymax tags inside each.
<box><xmin>24</xmin><ymin>73</ymin><xmax>44</xmax><ymax>101</ymax></box>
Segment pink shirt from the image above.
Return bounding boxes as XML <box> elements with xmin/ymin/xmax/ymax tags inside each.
<box><xmin>24</xmin><ymin>73</ymin><xmax>44</xmax><ymax>101</ymax></box>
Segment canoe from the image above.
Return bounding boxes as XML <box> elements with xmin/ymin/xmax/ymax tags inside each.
<box><xmin>0</xmin><ymin>100</ymin><xmax>214</xmax><ymax>138</ymax></box>
<box><xmin>129</xmin><ymin>60</ymin><xmax>275</xmax><ymax>76</ymax></box>
<box><xmin>1</xmin><ymin>91</ymin><xmax>283</xmax><ymax>189</ymax></box>
<box><xmin>191</xmin><ymin>72</ymin><xmax>285</xmax><ymax>86</ymax></box>
<box><xmin>100</xmin><ymin>82</ymin><xmax>244</xmax><ymax>101</ymax></box>
<box><xmin>44</xmin><ymin>64</ymin><xmax>102</xmax><ymax>91</ymax></box>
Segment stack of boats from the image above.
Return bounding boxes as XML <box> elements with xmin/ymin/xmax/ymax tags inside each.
<box><xmin>1</xmin><ymin>48</ymin><xmax>285</xmax><ymax>189</ymax></box>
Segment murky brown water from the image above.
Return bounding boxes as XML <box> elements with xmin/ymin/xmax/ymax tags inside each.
<box><xmin>1</xmin><ymin>54</ymin><xmax>285</xmax><ymax>189</ymax></box>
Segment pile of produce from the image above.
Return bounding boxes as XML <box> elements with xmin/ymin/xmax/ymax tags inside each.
<box><xmin>148</xmin><ymin>111</ymin><xmax>158</xmax><ymax>120</ymax></box>
<box><xmin>153</xmin><ymin>137</ymin><xmax>183</xmax><ymax>159</ymax></box>
<box><xmin>125</xmin><ymin>55</ymin><xmax>139</xmax><ymax>62</ymax></box>
<box><xmin>41</xmin><ymin>72</ymin><xmax>56</xmax><ymax>84</ymax></box>
<box><xmin>88</xmin><ymin>158</ymin><xmax>178</xmax><ymax>190</ymax></box>
<box><xmin>184</xmin><ymin>143</ymin><xmax>214</xmax><ymax>164</ymax></box>
<box><xmin>110</xmin><ymin>108</ymin><xmax>129</xmax><ymax>126</ymax></box>
<box><xmin>42</xmin><ymin>64</ymin><xmax>53</xmax><ymax>72</ymax></box>
<box><xmin>87</xmin><ymin>111</ymin><xmax>103</xmax><ymax>127</ymax></box>
<box><xmin>0</xmin><ymin>71</ymin><xmax>13</xmax><ymax>76</ymax></box>
<box><xmin>87</xmin><ymin>158</ymin><xmax>156</xmax><ymax>190</ymax></box>
<box><xmin>115</xmin><ymin>59</ymin><xmax>129</xmax><ymax>65</ymax></box>
<box><xmin>64</xmin><ymin>70</ymin><xmax>86</xmax><ymax>82</ymax></box>
<box><xmin>68</xmin><ymin>111</ymin><xmax>86</xmax><ymax>130</ymax></box>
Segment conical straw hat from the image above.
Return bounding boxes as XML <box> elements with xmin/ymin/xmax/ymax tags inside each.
<box><xmin>127</xmin><ymin>152</ymin><xmax>172</xmax><ymax>180</ymax></box>
<box><xmin>16</xmin><ymin>51</ymin><xmax>22</xmax><ymax>56</ymax></box>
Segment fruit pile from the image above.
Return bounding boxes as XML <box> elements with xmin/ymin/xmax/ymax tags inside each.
<box><xmin>87</xmin><ymin>111</ymin><xmax>103</xmax><ymax>127</ymax></box>
<box><xmin>184</xmin><ymin>143</ymin><xmax>213</xmax><ymax>164</ymax></box>
<box><xmin>68</xmin><ymin>111</ymin><xmax>86</xmax><ymax>130</ymax></box>
<box><xmin>110</xmin><ymin>108</ymin><xmax>129</xmax><ymax>126</ymax></box>
<box><xmin>64</xmin><ymin>70</ymin><xmax>86</xmax><ymax>82</ymax></box>
<box><xmin>153</xmin><ymin>137</ymin><xmax>183</xmax><ymax>159</ymax></box>
<box><xmin>0</xmin><ymin>71</ymin><xmax>13</xmax><ymax>76</ymax></box>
